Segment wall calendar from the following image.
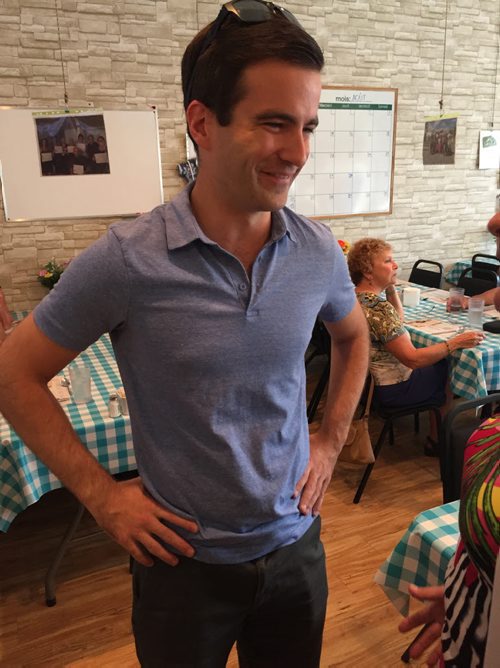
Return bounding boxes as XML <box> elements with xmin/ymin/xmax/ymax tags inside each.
<box><xmin>287</xmin><ymin>86</ymin><xmax>398</xmax><ymax>219</ymax></box>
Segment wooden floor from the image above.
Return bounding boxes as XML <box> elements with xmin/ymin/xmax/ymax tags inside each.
<box><xmin>0</xmin><ymin>358</ymin><xmax>444</xmax><ymax>667</ymax></box>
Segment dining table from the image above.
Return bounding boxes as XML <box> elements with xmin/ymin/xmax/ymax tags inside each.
<box><xmin>0</xmin><ymin>316</ymin><xmax>137</xmax><ymax>603</ymax></box>
<box><xmin>444</xmin><ymin>259</ymin><xmax>470</xmax><ymax>286</ymax></box>
<box><xmin>445</xmin><ymin>258</ymin><xmax>499</xmax><ymax>286</ymax></box>
<box><xmin>399</xmin><ymin>283</ymin><xmax>500</xmax><ymax>400</ymax></box>
<box><xmin>0</xmin><ymin>324</ymin><xmax>136</xmax><ymax>533</ymax></box>
<box><xmin>374</xmin><ymin>500</ymin><xmax>460</xmax><ymax>616</ymax></box>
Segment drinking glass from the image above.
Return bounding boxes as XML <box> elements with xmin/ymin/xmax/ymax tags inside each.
<box><xmin>468</xmin><ymin>298</ymin><xmax>484</xmax><ymax>329</ymax></box>
<box><xmin>69</xmin><ymin>362</ymin><xmax>92</xmax><ymax>404</ymax></box>
<box><xmin>448</xmin><ymin>287</ymin><xmax>465</xmax><ymax>323</ymax></box>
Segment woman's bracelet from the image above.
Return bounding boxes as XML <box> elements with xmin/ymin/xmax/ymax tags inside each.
<box><xmin>445</xmin><ymin>340</ymin><xmax>452</xmax><ymax>355</ymax></box>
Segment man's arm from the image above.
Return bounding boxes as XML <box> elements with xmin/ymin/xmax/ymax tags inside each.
<box><xmin>0</xmin><ymin>287</ymin><xmax>13</xmax><ymax>332</ymax></box>
<box><xmin>0</xmin><ymin>315</ymin><xmax>197</xmax><ymax>566</ymax></box>
<box><xmin>294</xmin><ymin>302</ymin><xmax>369</xmax><ymax>515</ymax></box>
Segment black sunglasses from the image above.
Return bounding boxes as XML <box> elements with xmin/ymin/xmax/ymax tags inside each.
<box><xmin>184</xmin><ymin>0</ymin><xmax>301</xmax><ymax>106</ymax></box>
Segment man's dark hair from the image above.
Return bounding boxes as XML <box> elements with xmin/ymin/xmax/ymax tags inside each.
<box><xmin>182</xmin><ymin>14</ymin><xmax>324</xmax><ymax>142</ymax></box>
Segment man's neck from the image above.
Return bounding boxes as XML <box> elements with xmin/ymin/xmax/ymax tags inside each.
<box><xmin>190</xmin><ymin>180</ymin><xmax>272</xmax><ymax>273</ymax></box>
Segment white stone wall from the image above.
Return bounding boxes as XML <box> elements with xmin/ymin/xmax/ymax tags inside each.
<box><xmin>0</xmin><ymin>0</ymin><xmax>498</xmax><ymax>308</ymax></box>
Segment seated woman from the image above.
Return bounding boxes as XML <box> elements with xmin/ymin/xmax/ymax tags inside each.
<box><xmin>347</xmin><ymin>238</ymin><xmax>484</xmax><ymax>454</ymax></box>
<box><xmin>399</xmin><ymin>417</ymin><xmax>499</xmax><ymax>666</ymax></box>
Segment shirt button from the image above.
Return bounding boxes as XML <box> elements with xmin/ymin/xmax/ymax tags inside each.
<box><xmin>239</xmin><ymin>283</ymin><xmax>247</xmax><ymax>291</ymax></box>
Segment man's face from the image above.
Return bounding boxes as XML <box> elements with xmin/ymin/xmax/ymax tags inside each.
<box><xmin>203</xmin><ymin>60</ymin><xmax>321</xmax><ymax>214</ymax></box>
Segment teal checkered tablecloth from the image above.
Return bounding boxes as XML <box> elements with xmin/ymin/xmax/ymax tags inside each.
<box><xmin>402</xmin><ymin>292</ymin><xmax>500</xmax><ymax>399</ymax></box>
<box><xmin>445</xmin><ymin>258</ymin><xmax>499</xmax><ymax>286</ymax></box>
<box><xmin>0</xmin><ymin>330</ymin><xmax>135</xmax><ymax>532</ymax></box>
<box><xmin>374</xmin><ymin>501</ymin><xmax>460</xmax><ymax>616</ymax></box>
<box><xmin>445</xmin><ymin>260</ymin><xmax>470</xmax><ymax>286</ymax></box>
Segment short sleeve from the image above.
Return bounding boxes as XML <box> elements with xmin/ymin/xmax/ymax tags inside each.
<box><xmin>33</xmin><ymin>229</ymin><xmax>130</xmax><ymax>352</ymax></box>
<box><xmin>317</xmin><ymin>231</ymin><xmax>356</xmax><ymax>323</ymax></box>
<box><xmin>363</xmin><ymin>297</ymin><xmax>406</xmax><ymax>344</ymax></box>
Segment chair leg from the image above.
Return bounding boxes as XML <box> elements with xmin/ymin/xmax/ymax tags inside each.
<box><xmin>307</xmin><ymin>364</ymin><xmax>330</xmax><ymax>423</ymax></box>
<box><xmin>304</xmin><ymin>348</ymin><xmax>318</xmax><ymax>367</ymax></box>
<box><xmin>353</xmin><ymin>419</ymin><xmax>392</xmax><ymax>504</ymax></box>
<box><xmin>45</xmin><ymin>501</ymin><xmax>85</xmax><ymax>606</ymax></box>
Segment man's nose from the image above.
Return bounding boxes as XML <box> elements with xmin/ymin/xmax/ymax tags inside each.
<box><xmin>280</xmin><ymin>130</ymin><xmax>309</xmax><ymax>167</ymax></box>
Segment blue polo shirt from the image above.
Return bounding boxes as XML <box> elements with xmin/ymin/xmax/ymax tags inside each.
<box><xmin>34</xmin><ymin>185</ymin><xmax>355</xmax><ymax>563</ymax></box>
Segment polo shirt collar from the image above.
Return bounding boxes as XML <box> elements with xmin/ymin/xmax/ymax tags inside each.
<box><xmin>164</xmin><ymin>184</ymin><xmax>297</xmax><ymax>251</ymax></box>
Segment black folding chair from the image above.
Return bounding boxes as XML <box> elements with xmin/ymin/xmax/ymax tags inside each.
<box><xmin>471</xmin><ymin>253</ymin><xmax>500</xmax><ymax>279</ymax></box>
<box><xmin>457</xmin><ymin>266</ymin><xmax>499</xmax><ymax>296</ymax></box>
<box><xmin>353</xmin><ymin>390</ymin><xmax>442</xmax><ymax>504</ymax></box>
<box><xmin>441</xmin><ymin>393</ymin><xmax>500</xmax><ymax>503</ymax></box>
<box><xmin>408</xmin><ymin>259</ymin><xmax>443</xmax><ymax>289</ymax></box>
<box><xmin>306</xmin><ymin>319</ymin><xmax>331</xmax><ymax>422</ymax></box>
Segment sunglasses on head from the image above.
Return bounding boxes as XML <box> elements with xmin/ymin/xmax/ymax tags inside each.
<box><xmin>184</xmin><ymin>0</ymin><xmax>301</xmax><ymax>106</ymax></box>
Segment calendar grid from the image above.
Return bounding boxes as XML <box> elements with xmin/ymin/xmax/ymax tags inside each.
<box><xmin>287</xmin><ymin>87</ymin><xmax>397</xmax><ymax>219</ymax></box>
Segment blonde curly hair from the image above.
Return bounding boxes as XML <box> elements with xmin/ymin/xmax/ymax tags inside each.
<box><xmin>347</xmin><ymin>238</ymin><xmax>392</xmax><ymax>286</ymax></box>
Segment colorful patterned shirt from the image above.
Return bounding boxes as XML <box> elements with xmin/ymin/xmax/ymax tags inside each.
<box><xmin>356</xmin><ymin>291</ymin><xmax>412</xmax><ymax>386</ymax></box>
<box><xmin>441</xmin><ymin>417</ymin><xmax>500</xmax><ymax>666</ymax></box>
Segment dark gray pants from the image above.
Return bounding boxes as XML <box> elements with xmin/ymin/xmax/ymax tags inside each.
<box><xmin>132</xmin><ymin>518</ymin><xmax>328</xmax><ymax>668</ymax></box>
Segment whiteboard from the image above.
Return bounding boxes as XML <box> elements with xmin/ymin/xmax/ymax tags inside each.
<box><xmin>0</xmin><ymin>108</ymin><xmax>163</xmax><ymax>221</ymax></box>
<box><xmin>287</xmin><ymin>87</ymin><xmax>397</xmax><ymax>218</ymax></box>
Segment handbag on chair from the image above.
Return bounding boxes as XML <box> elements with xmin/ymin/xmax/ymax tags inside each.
<box><xmin>338</xmin><ymin>376</ymin><xmax>375</xmax><ymax>465</ymax></box>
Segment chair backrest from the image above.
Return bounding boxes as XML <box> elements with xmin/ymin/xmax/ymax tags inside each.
<box><xmin>442</xmin><ymin>392</ymin><xmax>500</xmax><ymax>502</ymax></box>
<box><xmin>310</xmin><ymin>319</ymin><xmax>330</xmax><ymax>356</ymax></box>
<box><xmin>354</xmin><ymin>373</ymin><xmax>375</xmax><ymax>419</ymax></box>
<box><xmin>457</xmin><ymin>266</ymin><xmax>499</xmax><ymax>296</ymax></box>
<box><xmin>472</xmin><ymin>253</ymin><xmax>500</xmax><ymax>279</ymax></box>
<box><xmin>408</xmin><ymin>259</ymin><xmax>443</xmax><ymax>288</ymax></box>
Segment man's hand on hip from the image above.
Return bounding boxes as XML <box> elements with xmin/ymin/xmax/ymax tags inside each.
<box><xmin>88</xmin><ymin>477</ymin><xmax>199</xmax><ymax>567</ymax></box>
<box><xmin>293</xmin><ymin>431</ymin><xmax>337</xmax><ymax>516</ymax></box>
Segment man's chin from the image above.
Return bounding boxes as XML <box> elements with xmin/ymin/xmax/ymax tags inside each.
<box><xmin>260</xmin><ymin>188</ymin><xmax>291</xmax><ymax>212</ymax></box>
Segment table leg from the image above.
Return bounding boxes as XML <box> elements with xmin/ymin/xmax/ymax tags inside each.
<box><xmin>44</xmin><ymin>502</ymin><xmax>85</xmax><ymax>606</ymax></box>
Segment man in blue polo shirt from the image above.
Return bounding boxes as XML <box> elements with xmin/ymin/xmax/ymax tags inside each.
<box><xmin>0</xmin><ymin>3</ymin><xmax>369</xmax><ymax>666</ymax></box>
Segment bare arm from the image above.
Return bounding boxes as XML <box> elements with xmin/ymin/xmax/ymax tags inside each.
<box><xmin>0</xmin><ymin>315</ymin><xmax>197</xmax><ymax>566</ymax></box>
<box><xmin>385</xmin><ymin>285</ymin><xmax>404</xmax><ymax>320</ymax></box>
<box><xmin>477</xmin><ymin>287</ymin><xmax>498</xmax><ymax>306</ymax></box>
<box><xmin>385</xmin><ymin>329</ymin><xmax>484</xmax><ymax>370</ymax></box>
<box><xmin>295</xmin><ymin>302</ymin><xmax>369</xmax><ymax>515</ymax></box>
<box><xmin>446</xmin><ymin>288</ymin><xmax>498</xmax><ymax>311</ymax></box>
<box><xmin>0</xmin><ymin>287</ymin><xmax>13</xmax><ymax>332</ymax></box>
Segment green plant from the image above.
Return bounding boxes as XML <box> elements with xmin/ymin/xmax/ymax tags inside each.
<box><xmin>37</xmin><ymin>258</ymin><xmax>69</xmax><ymax>289</ymax></box>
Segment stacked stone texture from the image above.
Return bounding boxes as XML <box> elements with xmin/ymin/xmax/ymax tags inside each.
<box><xmin>0</xmin><ymin>0</ymin><xmax>498</xmax><ymax>309</ymax></box>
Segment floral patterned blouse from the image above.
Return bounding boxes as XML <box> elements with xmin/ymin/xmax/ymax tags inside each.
<box><xmin>441</xmin><ymin>417</ymin><xmax>499</xmax><ymax>666</ymax></box>
<box><xmin>356</xmin><ymin>291</ymin><xmax>412</xmax><ymax>386</ymax></box>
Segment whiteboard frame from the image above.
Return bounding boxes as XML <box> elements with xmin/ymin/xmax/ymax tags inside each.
<box><xmin>0</xmin><ymin>108</ymin><xmax>164</xmax><ymax>222</ymax></box>
<box><xmin>288</xmin><ymin>86</ymin><xmax>398</xmax><ymax>219</ymax></box>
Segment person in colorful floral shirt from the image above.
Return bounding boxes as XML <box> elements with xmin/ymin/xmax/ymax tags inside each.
<box><xmin>399</xmin><ymin>417</ymin><xmax>499</xmax><ymax>666</ymax></box>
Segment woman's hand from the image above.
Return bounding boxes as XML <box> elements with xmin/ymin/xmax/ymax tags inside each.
<box><xmin>399</xmin><ymin>584</ymin><xmax>445</xmax><ymax>666</ymax></box>
<box><xmin>449</xmin><ymin>330</ymin><xmax>485</xmax><ymax>350</ymax></box>
<box><xmin>445</xmin><ymin>295</ymin><xmax>469</xmax><ymax>311</ymax></box>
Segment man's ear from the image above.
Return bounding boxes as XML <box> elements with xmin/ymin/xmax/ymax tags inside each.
<box><xmin>186</xmin><ymin>100</ymin><xmax>214</xmax><ymax>152</ymax></box>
